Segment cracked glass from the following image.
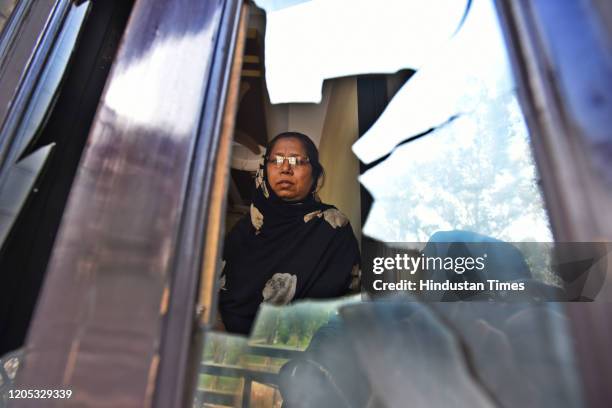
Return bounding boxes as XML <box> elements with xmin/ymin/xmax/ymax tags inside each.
<box><xmin>255</xmin><ymin>0</ymin><xmax>551</xmax><ymax>242</ymax></box>
<box><xmin>254</xmin><ymin>0</ymin><xmax>469</xmax><ymax>103</ymax></box>
<box><xmin>350</xmin><ymin>0</ymin><xmax>551</xmax><ymax>245</ymax></box>
<box><xmin>359</xmin><ymin>92</ymin><xmax>552</xmax><ymax>243</ymax></box>
<box><xmin>193</xmin><ymin>1</ymin><xmax>590</xmax><ymax>407</ymax></box>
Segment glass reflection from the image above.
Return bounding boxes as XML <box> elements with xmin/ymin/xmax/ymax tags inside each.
<box><xmin>359</xmin><ymin>92</ymin><xmax>552</xmax><ymax>244</ymax></box>
<box><xmin>196</xmin><ymin>295</ymin><xmax>588</xmax><ymax>408</ymax></box>
<box><xmin>337</xmin><ymin>299</ymin><xmax>583</xmax><ymax>408</ymax></box>
<box><xmin>197</xmin><ymin>297</ymin><xmax>359</xmax><ymax>407</ymax></box>
<box><xmin>103</xmin><ymin>19</ymin><xmax>221</xmax><ymax>137</ymax></box>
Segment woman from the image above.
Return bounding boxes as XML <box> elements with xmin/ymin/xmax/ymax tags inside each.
<box><xmin>219</xmin><ymin>132</ymin><xmax>360</xmax><ymax>335</ymax></box>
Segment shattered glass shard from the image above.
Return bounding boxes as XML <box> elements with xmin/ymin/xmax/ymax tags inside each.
<box><xmin>257</xmin><ymin>0</ymin><xmax>468</xmax><ymax>103</ymax></box>
<box><xmin>0</xmin><ymin>144</ymin><xmax>54</xmax><ymax>248</ymax></box>
<box><xmin>359</xmin><ymin>92</ymin><xmax>552</xmax><ymax>243</ymax></box>
<box><xmin>352</xmin><ymin>0</ymin><xmax>514</xmax><ymax>164</ymax></box>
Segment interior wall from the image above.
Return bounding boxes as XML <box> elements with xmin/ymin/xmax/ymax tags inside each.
<box><xmin>264</xmin><ymin>101</ymin><xmax>288</xmax><ymax>140</ymax></box>
<box><xmin>317</xmin><ymin>76</ymin><xmax>361</xmax><ymax>240</ymax></box>
<box><xmin>264</xmin><ymin>81</ymin><xmax>331</xmax><ymax>146</ymax></box>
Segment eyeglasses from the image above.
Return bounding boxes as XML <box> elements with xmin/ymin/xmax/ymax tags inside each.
<box><xmin>267</xmin><ymin>155</ymin><xmax>310</xmax><ymax>169</ymax></box>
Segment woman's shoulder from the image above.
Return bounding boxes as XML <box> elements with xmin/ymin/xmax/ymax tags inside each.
<box><xmin>304</xmin><ymin>205</ymin><xmax>351</xmax><ymax>230</ymax></box>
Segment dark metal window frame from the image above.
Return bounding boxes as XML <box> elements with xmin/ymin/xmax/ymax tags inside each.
<box><xmin>0</xmin><ymin>0</ymin><xmax>74</xmax><ymax>188</ymax></box>
<box><xmin>496</xmin><ymin>1</ymin><xmax>612</xmax><ymax>407</ymax></box>
<box><xmin>0</xmin><ymin>0</ymin><xmax>135</xmax><ymax>357</ymax></box>
<box><xmin>0</xmin><ymin>0</ymin><xmax>36</xmax><ymax>62</ymax></box>
<box><xmin>495</xmin><ymin>0</ymin><xmax>612</xmax><ymax>243</ymax></box>
<box><xmin>13</xmin><ymin>1</ymin><xmax>245</xmax><ymax>407</ymax></box>
<box><xmin>154</xmin><ymin>1</ymin><xmax>246</xmax><ymax>407</ymax></box>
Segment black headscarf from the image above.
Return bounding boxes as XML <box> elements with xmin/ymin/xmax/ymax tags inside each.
<box><xmin>219</xmin><ymin>134</ymin><xmax>360</xmax><ymax>335</ymax></box>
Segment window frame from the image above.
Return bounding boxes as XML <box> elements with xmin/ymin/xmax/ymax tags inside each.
<box><xmin>12</xmin><ymin>1</ymin><xmax>246</xmax><ymax>408</ymax></box>
<box><xmin>495</xmin><ymin>1</ymin><xmax>612</xmax><ymax>407</ymax></box>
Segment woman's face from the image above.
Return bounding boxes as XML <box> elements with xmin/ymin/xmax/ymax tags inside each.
<box><xmin>266</xmin><ymin>137</ymin><xmax>313</xmax><ymax>201</ymax></box>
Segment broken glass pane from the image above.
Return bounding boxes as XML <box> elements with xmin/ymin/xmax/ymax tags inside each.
<box><xmin>340</xmin><ymin>300</ymin><xmax>496</xmax><ymax>408</ymax></box>
<box><xmin>255</xmin><ymin>0</ymin><xmax>469</xmax><ymax>103</ymax></box>
<box><xmin>195</xmin><ymin>294</ymin><xmax>585</xmax><ymax>408</ymax></box>
<box><xmin>194</xmin><ymin>297</ymin><xmax>361</xmax><ymax>407</ymax></box>
<box><xmin>194</xmin><ymin>1</ymin><xmax>583</xmax><ymax>406</ymax></box>
<box><xmin>352</xmin><ymin>0</ymin><xmax>551</xmax><ymax>247</ymax></box>
<box><xmin>340</xmin><ymin>299</ymin><xmax>584</xmax><ymax>408</ymax></box>
<box><xmin>359</xmin><ymin>92</ymin><xmax>552</xmax><ymax>243</ymax></box>
<box><xmin>352</xmin><ymin>0</ymin><xmax>514</xmax><ymax>163</ymax></box>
